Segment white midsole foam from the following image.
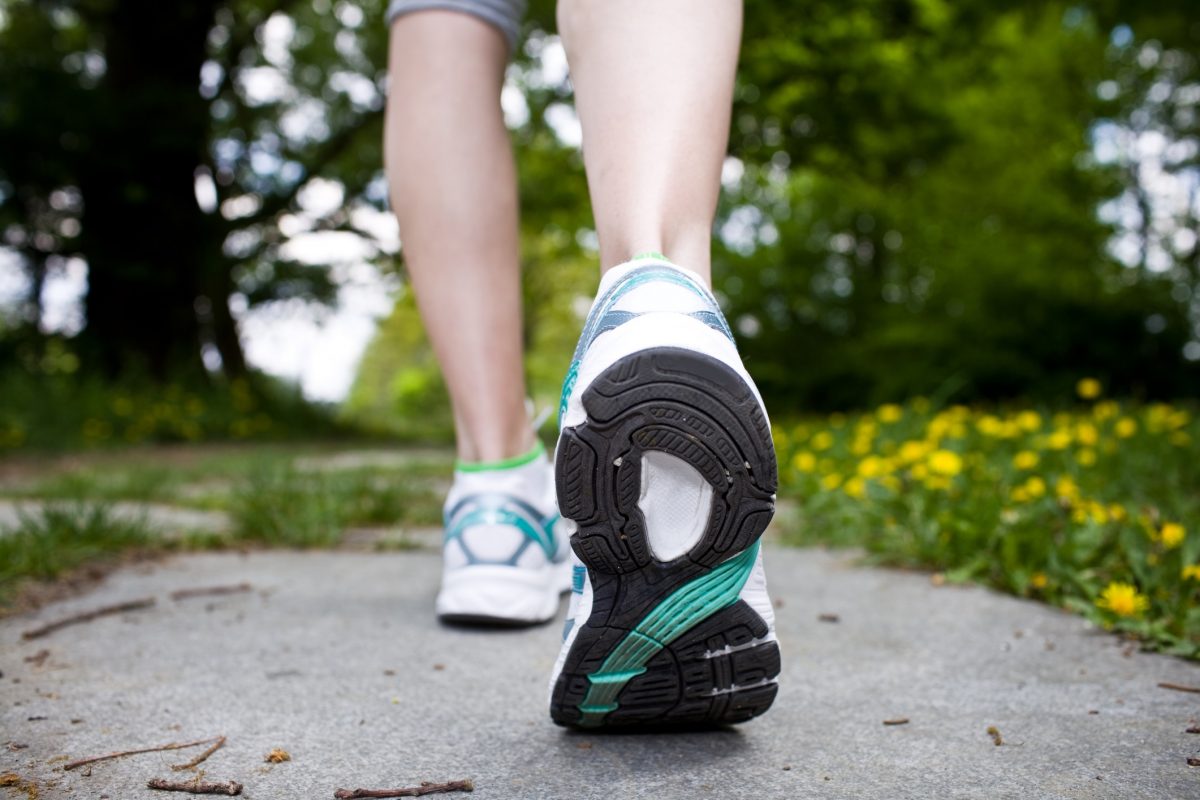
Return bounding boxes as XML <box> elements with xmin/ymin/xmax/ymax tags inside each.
<box><xmin>437</xmin><ymin>560</ymin><xmax>571</xmax><ymax>623</ymax></box>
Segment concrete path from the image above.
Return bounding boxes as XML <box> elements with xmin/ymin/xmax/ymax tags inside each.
<box><xmin>1</xmin><ymin>547</ymin><xmax>1197</xmax><ymax>799</ymax></box>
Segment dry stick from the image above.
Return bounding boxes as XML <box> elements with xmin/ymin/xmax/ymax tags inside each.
<box><xmin>22</xmin><ymin>598</ymin><xmax>156</xmax><ymax>640</ymax></box>
<box><xmin>171</xmin><ymin>737</ymin><xmax>226</xmax><ymax>771</ymax></box>
<box><xmin>170</xmin><ymin>584</ymin><xmax>253</xmax><ymax>601</ymax></box>
<box><xmin>1157</xmin><ymin>682</ymin><xmax>1200</xmax><ymax>695</ymax></box>
<box><xmin>334</xmin><ymin>780</ymin><xmax>475</xmax><ymax>798</ymax></box>
<box><xmin>147</xmin><ymin>778</ymin><xmax>243</xmax><ymax>796</ymax></box>
<box><xmin>63</xmin><ymin>735</ymin><xmax>225</xmax><ymax>771</ymax></box>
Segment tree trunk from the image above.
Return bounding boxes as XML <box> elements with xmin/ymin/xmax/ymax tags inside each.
<box><xmin>76</xmin><ymin>0</ymin><xmax>223</xmax><ymax>380</ymax></box>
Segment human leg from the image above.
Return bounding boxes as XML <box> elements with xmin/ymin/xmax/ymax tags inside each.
<box><xmin>384</xmin><ymin>8</ymin><xmax>531</xmax><ymax>464</ymax></box>
<box><xmin>548</xmin><ymin>0</ymin><xmax>781</xmax><ymax>728</ymax></box>
<box><xmin>385</xmin><ymin>6</ymin><xmax>570</xmax><ymax>624</ymax></box>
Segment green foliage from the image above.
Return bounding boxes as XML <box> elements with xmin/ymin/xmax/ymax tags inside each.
<box><xmin>0</xmin><ymin>504</ymin><xmax>156</xmax><ymax>599</ymax></box>
<box><xmin>723</xmin><ymin>1</ymin><xmax>1200</xmax><ymax>409</ymax></box>
<box><xmin>228</xmin><ymin>467</ymin><xmax>443</xmax><ymax>547</ymax></box>
<box><xmin>0</xmin><ymin>361</ymin><xmax>344</xmax><ymax>451</ymax></box>
<box><xmin>776</xmin><ymin>392</ymin><xmax>1199</xmax><ymax>656</ymax></box>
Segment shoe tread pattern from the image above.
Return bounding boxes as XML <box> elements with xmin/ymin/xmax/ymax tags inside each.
<box><xmin>552</xmin><ymin>347</ymin><xmax>780</xmax><ymax>728</ymax></box>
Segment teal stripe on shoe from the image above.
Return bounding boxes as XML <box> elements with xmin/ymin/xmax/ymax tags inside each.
<box><xmin>575</xmin><ymin>543</ymin><xmax>761</xmax><ymax>727</ymax></box>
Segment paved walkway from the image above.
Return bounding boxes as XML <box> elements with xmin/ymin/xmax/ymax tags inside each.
<box><xmin>2</xmin><ymin>547</ymin><xmax>1197</xmax><ymax>799</ymax></box>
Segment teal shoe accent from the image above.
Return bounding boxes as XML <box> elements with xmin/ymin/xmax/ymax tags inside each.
<box><xmin>574</xmin><ymin>543</ymin><xmax>761</xmax><ymax>727</ymax></box>
<box><xmin>558</xmin><ymin>360</ymin><xmax>580</xmax><ymax>427</ymax></box>
<box><xmin>444</xmin><ymin>494</ymin><xmax>560</xmax><ymax>564</ymax></box>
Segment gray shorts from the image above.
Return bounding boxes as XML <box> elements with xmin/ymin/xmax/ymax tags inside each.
<box><xmin>386</xmin><ymin>0</ymin><xmax>526</xmax><ymax>53</ymax></box>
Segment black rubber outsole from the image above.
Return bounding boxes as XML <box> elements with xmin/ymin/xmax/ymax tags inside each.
<box><xmin>550</xmin><ymin>347</ymin><xmax>780</xmax><ymax>729</ymax></box>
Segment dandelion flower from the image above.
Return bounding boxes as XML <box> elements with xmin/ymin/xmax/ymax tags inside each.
<box><xmin>928</xmin><ymin>450</ymin><xmax>963</xmax><ymax>477</ymax></box>
<box><xmin>1095</xmin><ymin>582</ymin><xmax>1148</xmax><ymax>617</ymax></box>
<box><xmin>1012</xmin><ymin>451</ymin><xmax>1039</xmax><ymax>470</ymax></box>
<box><xmin>1076</xmin><ymin>378</ymin><xmax>1102</xmax><ymax>400</ymax></box>
<box><xmin>811</xmin><ymin>431</ymin><xmax>835</xmax><ymax>451</ymax></box>
<box><xmin>877</xmin><ymin>404</ymin><xmax>903</xmax><ymax>423</ymax></box>
<box><xmin>1046</xmin><ymin>430</ymin><xmax>1072</xmax><ymax>450</ymax></box>
<box><xmin>1182</xmin><ymin>565</ymin><xmax>1200</xmax><ymax>581</ymax></box>
<box><xmin>1161</xmin><ymin>522</ymin><xmax>1185</xmax><ymax>549</ymax></box>
<box><xmin>820</xmin><ymin>473</ymin><xmax>843</xmax><ymax>491</ymax></box>
<box><xmin>792</xmin><ymin>451</ymin><xmax>816</xmax><ymax>472</ymax></box>
<box><xmin>1016</xmin><ymin>411</ymin><xmax>1041</xmax><ymax>432</ymax></box>
<box><xmin>844</xmin><ymin>477</ymin><xmax>866</xmax><ymax>498</ymax></box>
<box><xmin>1114</xmin><ymin>417</ymin><xmax>1138</xmax><ymax>438</ymax></box>
<box><xmin>1030</xmin><ymin>572</ymin><xmax>1048</xmax><ymax>589</ymax></box>
<box><xmin>1023</xmin><ymin>476</ymin><xmax>1047</xmax><ymax>499</ymax></box>
<box><xmin>1076</xmin><ymin>448</ymin><xmax>1097</xmax><ymax>467</ymax></box>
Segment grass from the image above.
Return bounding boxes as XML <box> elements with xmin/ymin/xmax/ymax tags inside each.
<box><xmin>0</xmin><ymin>504</ymin><xmax>157</xmax><ymax>598</ymax></box>
<box><xmin>774</xmin><ymin>386</ymin><xmax>1199</xmax><ymax>657</ymax></box>
<box><xmin>227</xmin><ymin>467</ymin><xmax>444</xmax><ymax>547</ymax></box>
<box><xmin>0</xmin><ymin>444</ymin><xmax>452</xmax><ymax>605</ymax></box>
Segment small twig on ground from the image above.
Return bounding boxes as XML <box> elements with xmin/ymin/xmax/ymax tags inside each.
<box><xmin>1185</xmin><ymin>726</ymin><xmax>1200</xmax><ymax>734</ymax></box>
<box><xmin>63</xmin><ymin>735</ymin><xmax>225</xmax><ymax>771</ymax></box>
<box><xmin>1158</xmin><ymin>682</ymin><xmax>1200</xmax><ymax>695</ymax></box>
<box><xmin>882</xmin><ymin>718</ymin><xmax>909</xmax><ymax>726</ymax></box>
<box><xmin>23</xmin><ymin>649</ymin><xmax>50</xmax><ymax>667</ymax></box>
<box><xmin>333</xmin><ymin>779</ymin><xmax>475</xmax><ymax>798</ymax></box>
<box><xmin>171</xmin><ymin>737</ymin><xmax>226</xmax><ymax>771</ymax></box>
<box><xmin>23</xmin><ymin>598</ymin><xmax>156</xmax><ymax>640</ymax></box>
<box><xmin>170</xmin><ymin>584</ymin><xmax>253</xmax><ymax>601</ymax></box>
<box><xmin>817</xmin><ymin>613</ymin><xmax>840</xmax><ymax>623</ymax></box>
<box><xmin>148</xmin><ymin>778</ymin><xmax>243</xmax><ymax>795</ymax></box>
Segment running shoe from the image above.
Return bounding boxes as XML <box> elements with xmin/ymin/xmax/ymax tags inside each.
<box><xmin>437</xmin><ymin>443</ymin><xmax>572</xmax><ymax>625</ymax></box>
<box><xmin>548</xmin><ymin>254</ymin><xmax>780</xmax><ymax>728</ymax></box>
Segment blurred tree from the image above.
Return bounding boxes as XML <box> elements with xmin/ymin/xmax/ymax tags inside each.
<box><xmin>0</xmin><ymin>0</ymin><xmax>389</xmax><ymax>380</ymax></box>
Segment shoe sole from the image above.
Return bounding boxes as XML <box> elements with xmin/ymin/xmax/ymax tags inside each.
<box><xmin>551</xmin><ymin>347</ymin><xmax>780</xmax><ymax>728</ymax></box>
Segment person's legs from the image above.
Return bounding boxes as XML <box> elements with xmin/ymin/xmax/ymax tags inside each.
<box><xmin>384</xmin><ymin>10</ymin><xmax>533</xmax><ymax>463</ymax></box>
<box><xmin>557</xmin><ymin>0</ymin><xmax>742</xmax><ymax>283</ymax></box>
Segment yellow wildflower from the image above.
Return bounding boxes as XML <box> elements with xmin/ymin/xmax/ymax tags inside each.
<box><xmin>1054</xmin><ymin>477</ymin><xmax>1079</xmax><ymax>501</ymax></box>
<box><xmin>1016</xmin><ymin>411</ymin><xmax>1042</xmax><ymax>432</ymax></box>
<box><xmin>1023</xmin><ymin>476</ymin><xmax>1047</xmax><ymax>499</ymax></box>
<box><xmin>1160</xmin><ymin>522</ymin><xmax>1185</xmax><ymax>549</ymax></box>
<box><xmin>877</xmin><ymin>404</ymin><xmax>903</xmax><ymax>423</ymax></box>
<box><xmin>898</xmin><ymin>440</ymin><xmax>931</xmax><ymax>463</ymax></box>
<box><xmin>1182</xmin><ymin>565</ymin><xmax>1200</xmax><ymax>581</ymax></box>
<box><xmin>1030</xmin><ymin>572</ymin><xmax>1048</xmax><ymax>589</ymax></box>
<box><xmin>1108</xmin><ymin>504</ymin><xmax>1126</xmax><ymax>522</ymax></box>
<box><xmin>1076</xmin><ymin>448</ymin><xmax>1097</xmax><ymax>467</ymax></box>
<box><xmin>1170</xmin><ymin>431</ymin><xmax>1191</xmax><ymax>447</ymax></box>
<box><xmin>1114</xmin><ymin>417</ymin><xmax>1138</xmax><ymax>438</ymax></box>
<box><xmin>1075</xmin><ymin>422</ymin><xmax>1099</xmax><ymax>446</ymax></box>
<box><xmin>844</xmin><ymin>477</ymin><xmax>866</xmax><ymax>499</ymax></box>
<box><xmin>857</xmin><ymin>456</ymin><xmax>886</xmax><ymax>478</ymax></box>
<box><xmin>820</xmin><ymin>473</ymin><xmax>843</xmax><ymax>491</ymax></box>
<box><xmin>1012</xmin><ymin>451</ymin><xmax>1039</xmax><ymax>470</ymax></box>
<box><xmin>928</xmin><ymin>450</ymin><xmax>963</xmax><ymax>477</ymax></box>
<box><xmin>811</xmin><ymin>431</ymin><xmax>834</xmax><ymax>451</ymax></box>
<box><xmin>1046</xmin><ymin>429</ymin><xmax>1072</xmax><ymax>450</ymax></box>
<box><xmin>1076</xmin><ymin>378</ymin><xmax>1102</xmax><ymax>400</ymax></box>
<box><xmin>1095</xmin><ymin>582</ymin><xmax>1148</xmax><ymax>617</ymax></box>
<box><xmin>792</xmin><ymin>451</ymin><xmax>816</xmax><ymax>472</ymax></box>
<box><xmin>1092</xmin><ymin>400</ymin><xmax>1119</xmax><ymax>421</ymax></box>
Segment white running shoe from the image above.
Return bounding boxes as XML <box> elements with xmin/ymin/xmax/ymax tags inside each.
<box><xmin>436</xmin><ymin>443</ymin><xmax>572</xmax><ymax>625</ymax></box>
<box><xmin>548</xmin><ymin>254</ymin><xmax>780</xmax><ymax>728</ymax></box>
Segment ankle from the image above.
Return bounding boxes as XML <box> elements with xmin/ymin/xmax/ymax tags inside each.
<box><xmin>455</xmin><ymin>438</ymin><xmax>545</xmax><ymax>473</ymax></box>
